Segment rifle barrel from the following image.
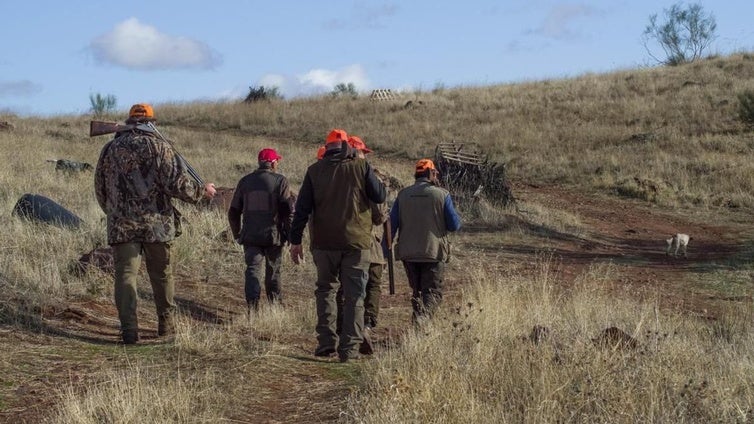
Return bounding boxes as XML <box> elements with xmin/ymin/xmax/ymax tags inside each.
<box><xmin>384</xmin><ymin>220</ymin><xmax>395</xmax><ymax>295</ymax></box>
<box><xmin>145</xmin><ymin>123</ymin><xmax>205</xmax><ymax>186</ymax></box>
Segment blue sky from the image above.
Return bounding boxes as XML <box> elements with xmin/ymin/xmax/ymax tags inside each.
<box><xmin>2</xmin><ymin>1</ymin><xmax>753</xmax><ymax>117</ymax></box>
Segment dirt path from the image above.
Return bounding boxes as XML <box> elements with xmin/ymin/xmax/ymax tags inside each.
<box><xmin>2</xmin><ymin>182</ymin><xmax>753</xmax><ymax>423</ymax></box>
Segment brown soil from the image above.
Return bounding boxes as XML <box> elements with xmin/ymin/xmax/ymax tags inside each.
<box><xmin>2</xmin><ymin>181</ymin><xmax>752</xmax><ymax>423</ymax></box>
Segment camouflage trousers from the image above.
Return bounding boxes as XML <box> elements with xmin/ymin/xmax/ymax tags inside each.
<box><xmin>113</xmin><ymin>242</ymin><xmax>175</xmax><ymax>332</ymax></box>
<box><xmin>312</xmin><ymin>249</ymin><xmax>369</xmax><ymax>358</ymax></box>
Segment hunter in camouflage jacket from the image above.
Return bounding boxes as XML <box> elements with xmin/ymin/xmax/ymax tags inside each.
<box><xmin>94</xmin><ymin>129</ymin><xmax>205</xmax><ymax>245</ymax></box>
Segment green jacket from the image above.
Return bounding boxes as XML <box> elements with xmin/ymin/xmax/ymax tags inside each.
<box><xmin>290</xmin><ymin>150</ymin><xmax>386</xmax><ymax>250</ymax></box>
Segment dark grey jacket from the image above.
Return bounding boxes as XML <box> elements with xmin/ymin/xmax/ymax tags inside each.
<box><xmin>228</xmin><ymin>167</ymin><xmax>295</xmax><ymax>247</ymax></box>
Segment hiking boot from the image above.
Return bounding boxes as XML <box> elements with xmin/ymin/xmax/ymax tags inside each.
<box><xmin>158</xmin><ymin>316</ymin><xmax>175</xmax><ymax>337</ymax></box>
<box><xmin>359</xmin><ymin>328</ymin><xmax>375</xmax><ymax>355</ymax></box>
<box><xmin>122</xmin><ymin>329</ymin><xmax>139</xmax><ymax>345</ymax></box>
<box><xmin>339</xmin><ymin>352</ymin><xmax>363</xmax><ymax>363</ymax></box>
<box><xmin>365</xmin><ymin>316</ymin><xmax>378</xmax><ymax>329</ymax></box>
<box><xmin>314</xmin><ymin>346</ymin><xmax>336</xmax><ymax>357</ymax></box>
<box><xmin>248</xmin><ymin>299</ymin><xmax>259</xmax><ymax>313</ymax></box>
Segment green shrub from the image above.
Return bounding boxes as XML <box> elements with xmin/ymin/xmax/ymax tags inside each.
<box><xmin>330</xmin><ymin>83</ymin><xmax>358</xmax><ymax>99</ymax></box>
<box><xmin>89</xmin><ymin>93</ymin><xmax>117</xmax><ymax>117</ymax></box>
<box><xmin>243</xmin><ymin>85</ymin><xmax>282</xmax><ymax>103</ymax></box>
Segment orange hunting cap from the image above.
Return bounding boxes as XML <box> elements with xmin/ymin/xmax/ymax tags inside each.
<box><xmin>128</xmin><ymin>103</ymin><xmax>154</xmax><ymax>119</ymax></box>
<box><xmin>347</xmin><ymin>136</ymin><xmax>372</xmax><ymax>153</ymax></box>
<box><xmin>316</xmin><ymin>145</ymin><xmax>326</xmax><ymax>160</ymax></box>
<box><xmin>415</xmin><ymin>158</ymin><xmax>436</xmax><ymax>173</ymax></box>
<box><xmin>325</xmin><ymin>128</ymin><xmax>348</xmax><ymax>144</ymax></box>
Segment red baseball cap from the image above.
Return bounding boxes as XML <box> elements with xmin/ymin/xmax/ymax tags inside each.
<box><xmin>347</xmin><ymin>136</ymin><xmax>373</xmax><ymax>153</ymax></box>
<box><xmin>258</xmin><ymin>148</ymin><xmax>282</xmax><ymax>162</ymax></box>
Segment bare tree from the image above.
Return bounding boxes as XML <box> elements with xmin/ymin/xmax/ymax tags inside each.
<box><xmin>642</xmin><ymin>2</ymin><xmax>717</xmax><ymax>66</ymax></box>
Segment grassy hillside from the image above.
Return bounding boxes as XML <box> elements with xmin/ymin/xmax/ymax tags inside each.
<box><xmin>0</xmin><ymin>53</ymin><xmax>753</xmax><ymax>423</ymax></box>
<box><xmin>151</xmin><ymin>52</ymin><xmax>754</xmax><ymax>209</ymax></box>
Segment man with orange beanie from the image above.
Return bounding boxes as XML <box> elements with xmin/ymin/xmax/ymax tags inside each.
<box><xmin>95</xmin><ymin>103</ymin><xmax>217</xmax><ymax>344</ymax></box>
<box><xmin>385</xmin><ymin>158</ymin><xmax>461</xmax><ymax>323</ymax></box>
<box><xmin>290</xmin><ymin>129</ymin><xmax>386</xmax><ymax>362</ymax></box>
<box><xmin>332</xmin><ymin>135</ymin><xmax>387</xmax><ymax>355</ymax></box>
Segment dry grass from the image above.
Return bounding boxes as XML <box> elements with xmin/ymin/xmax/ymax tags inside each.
<box><xmin>346</xmin><ymin>259</ymin><xmax>754</xmax><ymax>423</ymax></box>
<box><xmin>48</xmin><ymin>365</ymin><xmax>221</xmax><ymax>424</ymax></box>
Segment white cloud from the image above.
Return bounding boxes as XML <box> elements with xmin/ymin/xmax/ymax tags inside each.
<box><xmin>259</xmin><ymin>64</ymin><xmax>371</xmax><ymax>98</ymax></box>
<box><xmin>534</xmin><ymin>4</ymin><xmax>599</xmax><ymax>39</ymax></box>
<box><xmin>89</xmin><ymin>18</ymin><xmax>222</xmax><ymax>70</ymax></box>
<box><xmin>0</xmin><ymin>80</ymin><xmax>42</xmax><ymax>97</ymax></box>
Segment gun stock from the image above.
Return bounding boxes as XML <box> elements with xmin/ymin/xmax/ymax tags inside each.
<box><xmin>384</xmin><ymin>219</ymin><xmax>395</xmax><ymax>295</ymax></box>
<box><xmin>90</xmin><ymin>121</ymin><xmax>134</xmax><ymax>137</ymax></box>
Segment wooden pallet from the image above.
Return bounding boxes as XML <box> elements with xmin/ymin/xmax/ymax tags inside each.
<box><xmin>435</xmin><ymin>142</ymin><xmax>486</xmax><ymax>166</ymax></box>
<box><xmin>369</xmin><ymin>89</ymin><xmax>397</xmax><ymax>101</ymax></box>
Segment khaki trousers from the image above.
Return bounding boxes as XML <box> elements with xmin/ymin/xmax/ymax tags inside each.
<box><xmin>113</xmin><ymin>242</ymin><xmax>175</xmax><ymax>331</ymax></box>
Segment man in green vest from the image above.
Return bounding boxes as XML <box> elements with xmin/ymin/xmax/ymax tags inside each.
<box><xmin>289</xmin><ymin>129</ymin><xmax>386</xmax><ymax>362</ymax></box>
<box><xmin>386</xmin><ymin>158</ymin><xmax>462</xmax><ymax>323</ymax></box>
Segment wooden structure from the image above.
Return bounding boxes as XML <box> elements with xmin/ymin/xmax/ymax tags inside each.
<box><xmin>434</xmin><ymin>142</ymin><xmax>514</xmax><ymax>206</ymax></box>
<box><xmin>369</xmin><ymin>89</ymin><xmax>397</xmax><ymax>101</ymax></box>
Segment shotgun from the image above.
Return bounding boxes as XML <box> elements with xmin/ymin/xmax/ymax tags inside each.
<box><xmin>383</xmin><ymin>219</ymin><xmax>395</xmax><ymax>295</ymax></box>
<box><xmin>90</xmin><ymin>121</ymin><xmax>204</xmax><ymax>186</ymax></box>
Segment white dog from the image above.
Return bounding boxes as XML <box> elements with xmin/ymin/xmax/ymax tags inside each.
<box><xmin>666</xmin><ymin>233</ymin><xmax>690</xmax><ymax>257</ymax></box>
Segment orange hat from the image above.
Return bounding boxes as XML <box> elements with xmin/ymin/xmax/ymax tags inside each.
<box><xmin>258</xmin><ymin>148</ymin><xmax>282</xmax><ymax>162</ymax></box>
<box><xmin>316</xmin><ymin>145</ymin><xmax>326</xmax><ymax>160</ymax></box>
<box><xmin>128</xmin><ymin>103</ymin><xmax>154</xmax><ymax>119</ymax></box>
<box><xmin>415</xmin><ymin>158</ymin><xmax>436</xmax><ymax>173</ymax></box>
<box><xmin>325</xmin><ymin>128</ymin><xmax>348</xmax><ymax>144</ymax></box>
<box><xmin>347</xmin><ymin>136</ymin><xmax>372</xmax><ymax>153</ymax></box>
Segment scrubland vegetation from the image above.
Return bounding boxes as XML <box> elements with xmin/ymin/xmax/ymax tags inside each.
<box><xmin>1</xmin><ymin>53</ymin><xmax>754</xmax><ymax>422</ymax></box>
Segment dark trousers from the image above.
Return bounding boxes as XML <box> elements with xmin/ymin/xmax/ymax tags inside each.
<box><xmin>337</xmin><ymin>262</ymin><xmax>383</xmax><ymax>331</ymax></box>
<box><xmin>403</xmin><ymin>261</ymin><xmax>445</xmax><ymax>321</ymax></box>
<box><xmin>113</xmin><ymin>242</ymin><xmax>174</xmax><ymax>331</ymax></box>
<box><xmin>243</xmin><ymin>245</ymin><xmax>283</xmax><ymax>305</ymax></box>
<box><xmin>312</xmin><ymin>249</ymin><xmax>369</xmax><ymax>358</ymax></box>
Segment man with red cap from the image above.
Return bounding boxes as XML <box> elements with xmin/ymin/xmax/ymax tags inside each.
<box><xmin>290</xmin><ymin>129</ymin><xmax>386</xmax><ymax>362</ymax></box>
<box><xmin>229</xmin><ymin>147</ymin><xmax>296</xmax><ymax>311</ymax></box>
<box><xmin>385</xmin><ymin>158</ymin><xmax>461</xmax><ymax>323</ymax></box>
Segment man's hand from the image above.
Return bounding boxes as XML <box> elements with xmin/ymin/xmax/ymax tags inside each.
<box><xmin>204</xmin><ymin>182</ymin><xmax>217</xmax><ymax>199</ymax></box>
<box><xmin>290</xmin><ymin>244</ymin><xmax>304</xmax><ymax>265</ymax></box>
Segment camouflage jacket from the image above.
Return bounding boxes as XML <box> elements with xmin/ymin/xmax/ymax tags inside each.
<box><xmin>94</xmin><ymin>129</ymin><xmax>204</xmax><ymax>244</ymax></box>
